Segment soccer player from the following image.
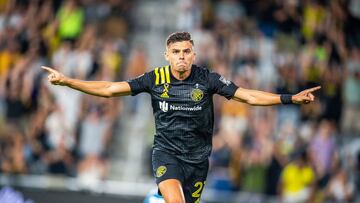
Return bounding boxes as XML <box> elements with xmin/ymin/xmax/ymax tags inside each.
<box><xmin>42</xmin><ymin>32</ymin><xmax>320</xmax><ymax>203</ymax></box>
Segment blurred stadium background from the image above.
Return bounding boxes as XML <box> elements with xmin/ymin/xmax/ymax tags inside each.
<box><xmin>0</xmin><ymin>0</ymin><xmax>360</xmax><ymax>202</ymax></box>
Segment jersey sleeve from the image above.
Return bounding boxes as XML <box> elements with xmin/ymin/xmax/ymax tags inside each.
<box><xmin>127</xmin><ymin>71</ymin><xmax>153</xmax><ymax>96</ymax></box>
<box><xmin>208</xmin><ymin>72</ymin><xmax>238</xmax><ymax>100</ymax></box>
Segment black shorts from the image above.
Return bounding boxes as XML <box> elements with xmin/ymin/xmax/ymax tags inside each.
<box><xmin>152</xmin><ymin>149</ymin><xmax>209</xmax><ymax>203</ymax></box>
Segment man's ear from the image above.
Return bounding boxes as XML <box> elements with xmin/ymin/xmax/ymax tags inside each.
<box><xmin>164</xmin><ymin>51</ymin><xmax>169</xmax><ymax>61</ymax></box>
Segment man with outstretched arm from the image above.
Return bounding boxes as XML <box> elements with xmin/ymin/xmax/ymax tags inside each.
<box><xmin>43</xmin><ymin>32</ymin><xmax>320</xmax><ymax>203</ymax></box>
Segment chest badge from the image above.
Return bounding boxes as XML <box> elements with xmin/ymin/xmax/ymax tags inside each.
<box><xmin>160</xmin><ymin>83</ymin><xmax>170</xmax><ymax>98</ymax></box>
<box><xmin>191</xmin><ymin>84</ymin><xmax>203</xmax><ymax>102</ymax></box>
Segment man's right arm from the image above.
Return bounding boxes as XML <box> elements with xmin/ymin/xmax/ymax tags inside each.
<box><xmin>42</xmin><ymin>66</ymin><xmax>131</xmax><ymax>97</ymax></box>
<box><xmin>65</xmin><ymin>79</ymin><xmax>131</xmax><ymax>97</ymax></box>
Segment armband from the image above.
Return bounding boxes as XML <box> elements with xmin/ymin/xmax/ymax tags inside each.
<box><xmin>280</xmin><ymin>94</ymin><xmax>293</xmax><ymax>104</ymax></box>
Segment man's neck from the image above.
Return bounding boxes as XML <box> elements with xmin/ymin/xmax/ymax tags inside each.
<box><xmin>171</xmin><ymin>68</ymin><xmax>191</xmax><ymax>81</ymax></box>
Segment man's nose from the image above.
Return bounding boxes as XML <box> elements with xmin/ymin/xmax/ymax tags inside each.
<box><xmin>179</xmin><ymin>52</ymin><xmax>184</xmax><ymax>59</ymax></box>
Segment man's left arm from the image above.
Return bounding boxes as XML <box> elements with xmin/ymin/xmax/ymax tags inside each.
<box><xmin>232</xmin><ymin>86</ymin><xmax>321</xmax><ymax>106</ymax></box>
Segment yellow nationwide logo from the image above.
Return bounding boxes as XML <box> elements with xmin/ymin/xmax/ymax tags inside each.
<box><xmin>156</xmin><ymin>166</ymin><xmax>167</xmax><ymax>177</ymax></box>
<box><xmin>161</xmin><ymin>83</ymin><xmax>170</xmax><ymax>98</ymax></box>
<box><xmin>191</xmin><ymin>88</ymin><xmax>203</xmax><ymax>102</ymax></box>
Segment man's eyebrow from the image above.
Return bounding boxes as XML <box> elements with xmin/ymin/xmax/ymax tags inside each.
<box><xmin>170</xmin><ymin>48</ymin><xmax>192</xmax><ymax>51</ymax></box>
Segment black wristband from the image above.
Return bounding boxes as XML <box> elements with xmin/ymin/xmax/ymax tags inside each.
<box><xmin>280</xmin><ymin>94</ymin><xmax>293</xmax><ymax>104</ymax></box>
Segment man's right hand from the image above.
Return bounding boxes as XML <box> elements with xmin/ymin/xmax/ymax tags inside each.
<box><xmin>42</xmin><ymin>66</ymin><xmax>68</xmax><ymax>86</ymax></box>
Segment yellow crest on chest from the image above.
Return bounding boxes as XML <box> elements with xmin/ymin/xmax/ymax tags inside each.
<box><xmin>191</xmin><ymin>88</ymin><xmax>203</xmax><ymax>102</ymax></box>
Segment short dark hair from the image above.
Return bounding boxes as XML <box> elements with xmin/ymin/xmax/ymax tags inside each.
<box><xmin>166</xmin><ymin>32</ymin><xmax>194</xmax><ymax>46</ymax></box>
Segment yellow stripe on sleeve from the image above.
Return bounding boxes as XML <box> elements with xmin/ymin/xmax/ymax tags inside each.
<box><xmin>160</xmin><ymin>67</ymin><xmax>165</xmax><ymax>84</ymax></box>
<box><xmin>165</xmin><ymin>65</ymin><xmax>170</xmax><ymax>84</ymax></box>
<box><xmin>155</xmin><ymin>67</ymin><xmax>160</xmax><ymax>85</ymax></box>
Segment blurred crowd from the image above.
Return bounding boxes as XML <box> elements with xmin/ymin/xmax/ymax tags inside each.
<box><xmin>174</xmin><ymin>0</ymin><xmax>360</xmax><ymax>202</ymax></box>
<box><xmin>0</xmin><ymin>0</ymin><xmax>134</xmax><ymax>188</ymax></box>
<box><xmin>1</xmin><ymin>0</ymin><xmax>360</xmax><ymax>202</ymax></box>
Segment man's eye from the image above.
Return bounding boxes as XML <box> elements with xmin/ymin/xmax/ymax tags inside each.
<box><xmin>173</xmin><ymin>50</ymin><xmax>179</xmax><ymax>54</ymax></box>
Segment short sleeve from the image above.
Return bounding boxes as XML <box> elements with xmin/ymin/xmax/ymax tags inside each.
<box><xmin>127</xmin><ymin>71</ymin><xmax>153</xmax><ymax>96</ymax></box>
<box><xmin>208</xmin><ymin>72</ymin><xmax>238</xmax><ymax>100</ymax></box>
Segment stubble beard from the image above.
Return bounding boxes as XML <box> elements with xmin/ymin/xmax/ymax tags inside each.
<box><xmin>174</xmin><ymin>64</ymin><xmax>191</xmax><ymax>79</ymax></box>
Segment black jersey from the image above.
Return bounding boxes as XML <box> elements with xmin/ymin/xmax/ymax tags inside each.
<box><xmin>128</xmin><ymin>65</ymin><xmax>238</xmax><ymax>163</ymax></box>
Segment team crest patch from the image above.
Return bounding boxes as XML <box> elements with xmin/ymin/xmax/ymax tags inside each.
<box><xmin>191</xmin><ymin>88</ymin><xmax>204</xmax><ymax>102</ymax></box>
<box><xmin>156</xmin><ymin>166</ymin><xmax>167</xmax><ymax>177</ymax></box>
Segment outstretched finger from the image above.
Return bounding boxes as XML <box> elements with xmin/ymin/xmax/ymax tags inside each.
<box><xmin>309</xmin><ymin>93</ymin><xmax>315</xmax><ymax>101</ymax></box>
<box><xmin>306</xmin><ymin>86</ymin><xmax>321</xmax><ymax>93</ymax></box>
<box><xmin>41</xmin><ymin>66</ymin><xmax>56</xmax><ymax>74</ymax></box>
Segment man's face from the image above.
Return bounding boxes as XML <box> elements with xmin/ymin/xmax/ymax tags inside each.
<box><xmin>165</xmin><ymin>41</ymin><xmax>196</xmax><ymax>72</ymax></box>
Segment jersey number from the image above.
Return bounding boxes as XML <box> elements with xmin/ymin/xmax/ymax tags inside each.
<box><xmin>192</xmin><ymin>181</ymin><xmax>205</xmax><ymax>203</ymax></box>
